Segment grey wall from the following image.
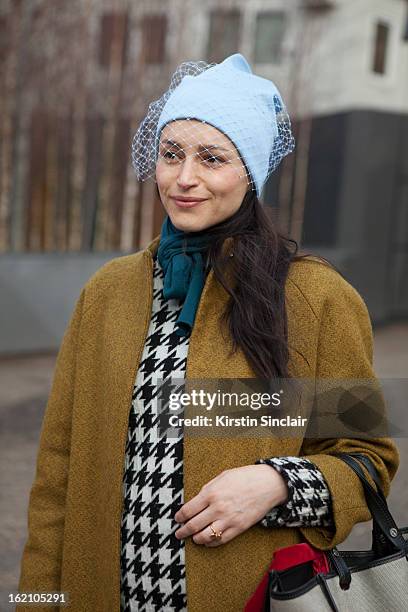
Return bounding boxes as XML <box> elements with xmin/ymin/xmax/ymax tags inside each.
<box><xmin>0</xmin><ymin>253</ymin><xmax>123</xmax><ymax>355</ymax></box>
<box><xmin>301</xmin><ymin>110</ymin><xmax>408</xmax><ymax>323</ymax></box>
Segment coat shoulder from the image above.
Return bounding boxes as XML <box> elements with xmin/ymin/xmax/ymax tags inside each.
<box><xmin>286</xmin><ymin>256</ymin><xmax>369</xmax><ymax>322</ymax></box>
<box><xmin>82</xmin><ymin>251</ymin><xmax>147</xmax><ymax>312</ymax></box>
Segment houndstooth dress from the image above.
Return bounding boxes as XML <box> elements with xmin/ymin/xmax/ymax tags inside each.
<box><xmin>119</xmin><ymin>254</ymin><xmax>333</xmax><ymax>612</ymax></box>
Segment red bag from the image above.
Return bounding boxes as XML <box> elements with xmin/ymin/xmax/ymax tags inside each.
<box><xmin>244</xmin><ymin>543</ymin><xmax>330</xmax><ymax>612</ymax></box>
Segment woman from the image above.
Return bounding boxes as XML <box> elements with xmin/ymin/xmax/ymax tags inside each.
<box><xmin>18</xmin><ymin>54</ymin><xmax>399</xmax><ymax>612</ymax></box>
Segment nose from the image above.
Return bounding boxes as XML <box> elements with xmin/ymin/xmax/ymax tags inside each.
<box><xmin>176</xmin><ymin>155</ymin><xmax>199</xmax><ymax>189</ymax></box>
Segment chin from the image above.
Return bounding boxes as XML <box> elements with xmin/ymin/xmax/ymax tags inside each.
<box><xmin>168</xmin><ymin>211</ymin><xmax>211</xmax><ymax>233</ymax></box>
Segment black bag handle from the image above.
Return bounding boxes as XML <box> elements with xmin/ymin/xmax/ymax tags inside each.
<box><xmin>333</xmin><ymin>453</ymin><xmax>407</xmax><ymax>555</ymax></box>
<box><xmin>344</xmin><ymin>452</ymin><xmax>391</xmax><ymax>555</ymax></box>
<box><xmin>346</xmin><ymin>452</ymin><xmax>384</xmax><ymax>493</ymax></box>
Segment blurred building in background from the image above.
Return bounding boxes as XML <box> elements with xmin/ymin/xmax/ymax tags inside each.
<box><xmin>0</xmin><ymin>0</ymin><xmax>407</xmax><ymax>352</ymax></box>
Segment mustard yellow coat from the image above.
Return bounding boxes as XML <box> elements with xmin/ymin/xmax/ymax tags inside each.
<box><xmin>18</xmin><ymin>235</ymin><xmax>399</xmax><ymax>611</ymax></box>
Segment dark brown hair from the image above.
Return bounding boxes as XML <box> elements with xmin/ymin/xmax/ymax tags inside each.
<box><xmin>185</xmin><ymin>189</ymin><xmax>329</xmax><ymax>379</ymax></box>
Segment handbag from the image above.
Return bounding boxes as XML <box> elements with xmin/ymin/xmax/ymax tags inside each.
<box><xmin>266</xmin><ymin>452</ymin><xmax>408</xmax><ymax>612</ymax></box>
<box><xmin>245</xmin><ymin>543</ymin><xmax>330</xmax><ymax>611</ymax></box>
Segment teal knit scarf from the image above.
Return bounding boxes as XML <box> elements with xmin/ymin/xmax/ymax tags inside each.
<box><xmin>157</xmin><ymin>216</ymin><xmax>214</xmax><ymax>337</ymax></box>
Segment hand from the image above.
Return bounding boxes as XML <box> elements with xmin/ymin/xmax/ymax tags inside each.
<box><xmin>174</xmin><ymin>464</ymin><xmax>288</xmax><ymax>547</ymax></box>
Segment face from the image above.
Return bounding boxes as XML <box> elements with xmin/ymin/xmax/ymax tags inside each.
<box><xmin>155</xmin><ymin>119</ymin><xmax>250</xmax><ymax>233</ymax></box>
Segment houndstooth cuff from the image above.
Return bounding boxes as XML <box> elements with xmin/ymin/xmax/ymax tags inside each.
<box><xmin>255</xmin><ymin>456</ymin><xmax>334</xmax><ymax>528</ymax></box>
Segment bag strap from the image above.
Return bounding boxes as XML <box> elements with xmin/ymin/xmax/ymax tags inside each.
<box><xmin>333</xmin><ymin>453</ymin><xmax>407</xmax><ymax>555</ymax></box>
<box><xmin>346</xmin><ymin>452</ymin><xmax>384</xmax><ymax>494</ymax></box>
<box><xmin>345</xmin><ymin>452</ymin><xmax>392</xmax><ymax>554</ymax></box>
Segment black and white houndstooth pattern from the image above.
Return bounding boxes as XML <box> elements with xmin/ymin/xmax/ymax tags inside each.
<box><xmin>120</xmin><ymin>255</ymin><xmax>333</xmax><ymax>611</ymax></box>
<box><xmin>120</xmin><ymin>255</ymin><xmax>189</xmax><ymax>612</ymax></box>
<box><xmin>256</xmin><ymin>456</ymin><xmax>333</xmax><ymax>528</ymax></box>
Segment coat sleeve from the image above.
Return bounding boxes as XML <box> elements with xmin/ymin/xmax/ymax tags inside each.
<box><xmin>17</xmin><ymin>288</ymin><xmax>86</xmax><ymax>610</ymax></box>
<box><xmin>297</xmin><ymin>274</ymin><xmax>400</xmax><ymax>550</ymax></box>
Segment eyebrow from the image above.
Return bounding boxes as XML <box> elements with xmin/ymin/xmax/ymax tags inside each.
<box><xmin>160</xmin><ymin>139</ymin><xmax>229</xmax><ymax>153</ymax></box>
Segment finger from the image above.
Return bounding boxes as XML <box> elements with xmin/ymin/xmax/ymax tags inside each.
<box><xmin>192</xmin><ymin>522</ymin><xmax>235</xmax><ymax>546</ymax></box>
<box><xmin>204</xmin><ymin>527</ymin><xmax>235</xmax><ymax>547</ymax></box>
<box><xmin>175</xmin><ymin>506</ymin><xmax>216</xmax><ymax>539</ymax></box>
<box><xmin>174</xmin><ymin>470</ymin><xmax>230</xmax><ymax>523</ymax></box>
<box><xmin>174</xmin><ymin>490</ymin><xmax>209</xmax><ymax>524</ymax></box>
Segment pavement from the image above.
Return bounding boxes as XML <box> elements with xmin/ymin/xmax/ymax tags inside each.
<box><xmin>0</xmin><ymin>323</ymin><xmax>407</xmax><ymax>608</ymax></box>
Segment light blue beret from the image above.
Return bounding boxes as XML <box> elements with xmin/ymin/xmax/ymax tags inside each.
<box><xmin>154</xmin><ymin>53</ymin><xmax>294</xmax><ymax>197</ymax></box>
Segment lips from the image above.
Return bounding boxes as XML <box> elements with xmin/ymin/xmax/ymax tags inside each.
<box><xmin>170</xmin><ymin>196</ymin><xmax>207</xmax><ymax>208</ymax></box>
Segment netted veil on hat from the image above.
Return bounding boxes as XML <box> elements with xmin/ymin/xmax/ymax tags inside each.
<box><xmin>131</xmin><ymin>53</ymin><xmax>295</xmax><ymax>197</ymax></box>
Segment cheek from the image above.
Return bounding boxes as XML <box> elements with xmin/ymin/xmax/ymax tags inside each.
<box><xmin>155</xmin><ymin>163</ymin><xmax>172</xmax><ymax>189</ymax></box>
<box><xmin>211</xmin><ymin>175</ymin><xmax>247</xmax><ymax>211</ymax></box>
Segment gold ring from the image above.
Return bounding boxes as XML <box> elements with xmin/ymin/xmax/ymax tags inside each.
<box><xmin>209</xmin><ymin>523</ymin><xmax>223</xmax><ymax>539</ymax></box>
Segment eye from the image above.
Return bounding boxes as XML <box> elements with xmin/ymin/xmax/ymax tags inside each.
<box><xmin>201</xmin><ymin>154</ymin><xmax>225</xmax><ymax>166</ymax></box>
<box><xmin>161</xmin><ymin>150</ymin><xmax>182</xmax><ymax>162</ymax></box>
